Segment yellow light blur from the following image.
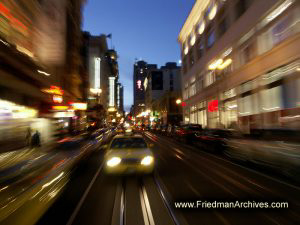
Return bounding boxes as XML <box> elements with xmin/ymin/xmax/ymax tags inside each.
<box><xmin>90</xmin><ymin>88</ymin><xmax>102</xmax><ymax>94</ymax></box>
<box><xmin>141</xmin><ymin>156</ymin><xmax>154</xmax><ymax>166</ymax></box>
<box><xmin>184</xmin><ymin>46</ymin><xmax>189</xmax><ymax>55</ymax></box>
<box><xmin>71</xmin><ymin>103</ymin><xmax>87</xmax><ymax>110</ymax></box>
<box><xmin>208</xmin><ymin>4</ymin><xmax>217</xmax><ymax>20</ymax></box>
<box><xmin>108</xmin><ymin>107</ymin><xmax>116</xmax><ymax>112</ymax></box>
<box><xmin>296</xmin><ymin>67</ymin><xmax>300</xmax><ymax>71</ymax></box>
<box><xmin>176</xmin><ymin>99</ymin><xmax>182</xmax><ymax>104</ymax></box>
<box><xmin>190</xmin><ymin>34</ymin><xmax>196</xmax><ymax>46</ymax></box>
<box><xmin>217</xmin><ymin>59</ymin><xmax>233</xmax><ymax>70</ymax></box>
<box><xmin>52</xmin><ymin>106</ymin><xmax>69</xmax><ymax>110</ymax></box>
<box><xmin>107</xmin><ymin>157</ymin><xmax>121</xmax><ymax>167</ymax></box>
<box><xmin>208</xmin><ymin>59</ymin><xmax>223</xmax><ymax>70</ymax></box>
<box><xmin>198</xmin><ymin>21</ymin><xmax>205</xmax><ymax>34</ymax></box>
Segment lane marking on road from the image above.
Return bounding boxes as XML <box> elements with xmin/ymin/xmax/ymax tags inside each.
<box><xmin>120</xmin><ymin>184</ymin><xmax>125</xmax><ymax>225</ymax></box>
<box><xmin>154</xmin><ymin>174</ymin><xmax>181</xmax><ymax>225</ymax></box>
<box><xmin>140</xmin><ymin>185</ymin><xmax>155</xmax><ymax>225</ymax></box>
<box><xmin>66</xmin><ymin>162</ymin><xmax>104</xmax><ymax>225</ymax></box>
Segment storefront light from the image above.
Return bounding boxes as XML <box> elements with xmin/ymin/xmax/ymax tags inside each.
<box><xmin>217</xmin><ymin>59</ymin><xmax>232</xmax><ymax>70</ymax></box>
<box><xmin>208</xmin><ymin>59</ymin><xmax>223</xmax><ymax>70</ymax></box>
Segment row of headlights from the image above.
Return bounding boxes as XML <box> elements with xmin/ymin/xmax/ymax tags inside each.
<box><xmin>107</xmin><ymin>156</ymin><xmax>154</xmax><ymax>167</ymax></box>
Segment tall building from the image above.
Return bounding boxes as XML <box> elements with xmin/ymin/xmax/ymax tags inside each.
<box><xmin>179</xmin><ymin>0</ymin><xmax>300</xmax><ymax>132</ymax></box>
<box><xmin>144</xmin><ymin>62</ymin><xmax>182</xmax><ymax>124</ymax></box>
<box><xmin>84</xmin><ymin>33</ymin><xmax>110</xmax><ymax>109</ymax></box>
<box><xmin>133</xmin><ymin>60</ymin><xmax>157</xmax><ymax>116</ymax></box>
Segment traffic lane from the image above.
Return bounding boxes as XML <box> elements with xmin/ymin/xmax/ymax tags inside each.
<box><xmin>144</xmin><ymin>132</ymin><xmax>300</xmax><ymax>225</ymax></box>
<box><xmin>36</xmin><ymin>149</ymin><xmax>106</xmax><ymax>225</ymax></box>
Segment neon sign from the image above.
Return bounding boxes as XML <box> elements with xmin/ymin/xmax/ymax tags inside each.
<box><xmin>137</xmin><ymin>80</ymin><xmax>142</xmax><ymax>89</ymax></box>
<box><xmin>208</xmin><ymin>100</ymin><xmax>218</xmax><ymax>112</ymax></box>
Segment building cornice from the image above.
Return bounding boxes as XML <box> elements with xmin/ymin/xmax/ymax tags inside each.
<box><xmin>178</xmin><ymin>0</ymin><xmax>210</xmax><ymax>44</ymax></box>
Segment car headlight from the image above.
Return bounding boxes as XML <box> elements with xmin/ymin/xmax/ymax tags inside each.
<box><xmin>107</xmin><ymin>157</ymin><xmax>121</xmax><ymax>167</ymax></box>
<box><xmin>141</xmin><ymin>156</ymin><xmax>154</xmax><ymax>166</ymax></box>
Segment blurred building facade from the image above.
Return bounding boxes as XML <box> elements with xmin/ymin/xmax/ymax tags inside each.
<box><xmin>0</xmin><ymin>0</ymin><xmax>87</xmax><ymax>149</ymax></box>
<box><xmin>82</xmin><ymin>33</ymin><xmax>124</xmax><ymax>125</ymax></box>
<box><xmin>178</xmin><ymin>0</ymin><xmax>300</xmax><ymax>132</ymax></box>
<box><xmin>144</xmin><ymin>62</ymin><xmax>182</xmax><ymax>125</ymax></box>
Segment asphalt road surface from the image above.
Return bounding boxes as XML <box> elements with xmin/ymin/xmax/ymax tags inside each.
<box><xmin>37</xmin><ymin>132</ymin><xmax>300</xmax><ymax>225</ymax></box>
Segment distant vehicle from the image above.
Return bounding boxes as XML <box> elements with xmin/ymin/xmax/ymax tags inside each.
<box><xmin>103</xmin><ymin>134</ymin><xmax>155</xmax><ymax>174</ymax></box>
<box><xmin>174</xmin><ymin>124</ymin><xmax>202</xmax><ymax>143</ymax></box>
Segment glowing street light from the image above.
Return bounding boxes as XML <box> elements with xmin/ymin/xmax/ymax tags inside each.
<box><xmin>90</xmin><ymin>88</ymin><xmax>102</xmax><ymax>94</ymax></box>
<box><xmin>176</xmin><ymin>99</ymin><xmax>182</xmax><ymax>105</ymax></box>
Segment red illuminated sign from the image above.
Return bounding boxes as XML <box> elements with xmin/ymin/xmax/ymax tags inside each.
<box><xmin>208</xmin><ymin>100</ymin><xmax>218</xmax><ymax>112</ymax></box>
<box><xmin>0</xmin><ymin>3</ymin><xmax>28</xmax><ymax>33</ymax></box>
<box><xmin>181</xmin><ymin>102</ymin><xmax>187</xmax><ymax>107</ymax></box>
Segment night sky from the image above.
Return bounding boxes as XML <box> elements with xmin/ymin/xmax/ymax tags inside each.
<box><xmin>83</xmin><ymin>0</ymin><xmax>195</xmax><ymax>111</ymax></box>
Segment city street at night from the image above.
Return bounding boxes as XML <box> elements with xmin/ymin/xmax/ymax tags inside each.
<box><xmin>32</xmin><ymin>131</ymin><xmax>300</xmax><ymax>225</ymax></box>
<box><xmin>1</xmin><ymin>0</ymin><xmax>300</xmax><ymax>224</ymax></box>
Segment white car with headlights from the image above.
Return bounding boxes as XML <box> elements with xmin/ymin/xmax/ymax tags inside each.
<box><xmin>104</xmin><ymin>134</ymin><xmax>154</xmax><ymax>174</ymax></box>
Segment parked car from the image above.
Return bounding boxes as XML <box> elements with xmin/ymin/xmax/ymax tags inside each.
<box><xmin>194</xmin><ymin>129</ymin><xmax>233</xmax><ymax>153</ymax></box>
<box><xmin>174</xmin><ymin>124</ymin><xmax>202</xmax><ymax>143</ymax></box>
<box><xmin>224</xmin><ymin>129</ymin><xmax>300</xmax><ymax>180</ymax></box>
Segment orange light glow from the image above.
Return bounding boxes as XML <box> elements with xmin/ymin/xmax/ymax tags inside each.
<box><xmin>52</xmin><ymin>106</ymin><xmax>69</xmax><ymax>110</ymax></box>
<box><xmin>42</xmin><ymin>86</ymin><xmax>64</xmax><ymax>96</ymax></box>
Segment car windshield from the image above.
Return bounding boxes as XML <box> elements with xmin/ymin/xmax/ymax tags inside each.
<box><xmin>110</xmin><ymin>137</ymin><xmax>148</xmax><ymax>149</ymax></box>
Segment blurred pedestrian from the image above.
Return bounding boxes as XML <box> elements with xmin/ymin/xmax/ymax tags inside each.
<box><xmin>31</xmin><ymin>130</ymin><xmax>41</xmax><ymax>148</ymax></box>
<box><xmin>26</xmin><ymin>127</ymin><xmax>32</xmax><ymax>147</ymax></box>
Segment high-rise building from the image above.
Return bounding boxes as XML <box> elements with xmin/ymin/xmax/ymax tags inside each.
<box><xmin>84</xmin><ymin>33</ymin><xmax>110</xmax><ymax>109</ymax></box>
<box><xmin>179</xmin><ymin>0</ymin><xmax>300</xmax><ymax>132</ymax></box>
<box><xmin>133</xmin><ymin>60</ymin><xmax>157</xmax><ymax>116</ymax></box>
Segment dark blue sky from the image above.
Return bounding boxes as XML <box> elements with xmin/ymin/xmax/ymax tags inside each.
<box><xmin>83</xmin><ymin>0</ymin><xmax>194</xmax><ymax>111</ymax></box>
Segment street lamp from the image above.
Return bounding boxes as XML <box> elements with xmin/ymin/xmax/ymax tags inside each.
<box><xmin>176</xmin><ymin>99</ymin><xmax>182</xmax><ymax>105</ymax></box>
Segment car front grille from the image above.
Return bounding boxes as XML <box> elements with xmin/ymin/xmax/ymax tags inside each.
<box><xmin>122</xmin><ymin>158</ymin><xmax>140</xmax><ymax>164</ymax></box>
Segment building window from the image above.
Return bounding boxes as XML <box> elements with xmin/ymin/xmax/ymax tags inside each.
<box><xmin>240</xmin><ymin>40</ymin><xmax>256</xmax><ymax>66</ymax></box>
<box><xmin>196</xmin><ymin>39</ymin><xmax>204</xmax><ymax>59</ymax></box>
<box><xmin>204</xmin><ymin>71</ymin><xmax>215</xmax><ymax>87</ymax></box>
<box><xmin>189</xmin><ymin>50</ymin><xmax>194</xmax><ymax>67</ymax></box>
<box><xmin>207</xmin><ymin>30</ymin><xmax>216</xmax><ymax>49</ymax></box>
<box><xmin>218</xmin><ymin>17</ymin><xmax>228</xmax><ymax>37</ymax></box>
<box><xmin>261</xmin><ymin>86</ymin><xmax>283</xmax><ymax>112</ymax></box>
<box><xmin>235</xmin><ymin>0</ymin><xmax>248</xmax><ymax>20</ymax></box>
<box><xmin>189</xmin><ymin>83</ymin><xmax>196</xmax><ymax>97</ymax></box>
